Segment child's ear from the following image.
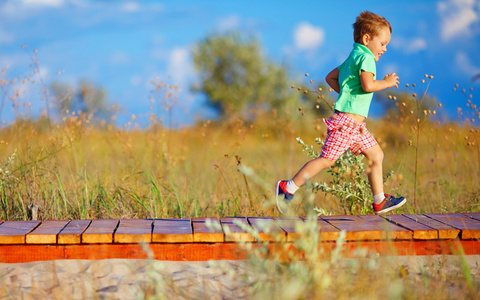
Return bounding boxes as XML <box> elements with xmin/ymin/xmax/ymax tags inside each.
<box><xmin>362</xmin><ymin>34</ymin><xmax>370</xmax><ymax>46</ymax></box>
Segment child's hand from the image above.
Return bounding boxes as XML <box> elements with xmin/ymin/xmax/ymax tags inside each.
<box><xmin>384</xmin><ymin>72</ymin><xmax>400</xmax><ymax>88</ymax></box>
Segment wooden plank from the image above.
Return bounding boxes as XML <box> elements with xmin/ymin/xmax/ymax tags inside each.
<box><xmin>321</xmin><ymin>215</ymin><xmax>382</xmax><ymax>241</ymax></box>
<box><xmin>463</xmin><ymin>212</ymin><xmax>480</xmax><ymax>221</ymax></box>
<box><xmin>273</xmin><ymin>217</ymin><xmax>304</xmax><ymax>241</ymax></box>
<box><xmin>402</xmin><ymin>214</ymin><xmax>459</xmax><ymax>239</ymax></box>
<box><xmin>425</xmin><ymin>213</ymin><xmax>480</xmax><ymax>239</ymax></box>
<box><xmin>221</xmin><ymin>217</ymin><xmax>255</xmax><ymax>242</ymax></box>
<box><xmin>192</xmin><ymin>217</ymin><xmax>224</xmax><ymax>242</ymax></box>
<box><xmin>152</xmin><ymin>219</ymin><xmax>193</xmax><ymax>243</ymax></box>
<box><xmin>114</xmin><ymin>219</ymin><xmax>152</xmax><ymax>243</ymax></box>
<box><xmin>300</xmin><ymin>216</ymin><xmax>341</xmax><ymax>241</ymax></box>
<box><xmin>82</xmin><ymin>219</ymin><xmax>119</xmax><ymax>244</ymax></box>
<box><xmin>2</xmin><ymin>239</ymin><xmax>480</xmax><ymax>263</ymax></box>
<box><xmin>359</xmin><ymin>215</ymin><xmax>412</xmax><ymax>240</ymax></box>
<box><xmin>58</xmin><ymin>220</ymin><xmax>91</xmax><ymax>244</ymax></box>
<box><xmin>384</xmin><ymin>214</ymin><xmax>436</xmax><ymax>240</ymax></box>
<box><xmin>0</xmin><ymin>221</ymin><xmax>41</xmax><ymax>244</ymax></box>
<box><xmin>248</xmin><ymin>217</ymin><xmax>286</xmax><ymax>242</ymax></box>
<box><xmin>25</xmin><ymin>220</ymin><xmax>70</xmax><ymax>244</ymax></box>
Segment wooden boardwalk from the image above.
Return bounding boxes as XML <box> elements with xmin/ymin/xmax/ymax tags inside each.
<box><xmin>1</xmin><ymin>213</ymin><xmax>480</xmax><ymax>263</ymax></box>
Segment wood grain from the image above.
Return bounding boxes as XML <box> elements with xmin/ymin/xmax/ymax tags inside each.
<box><xmin>114</xmin><ymin>219</ymin><xmax>153</xmax><ymax>243</ymax></box>
<box><xmin>248</xmin><ymin>217</ymin><xmax>286</xmax><ymax>242</ymax></box>
<box><xmin>192</xmin><ymin>218</ymin><xmax>224</xmax><ymax>242</ymax></box>
<box><xmin>58</xmin><ymin>220</ymin><xmax>92</xmax><ymax>244</ymax></box>
<box><xmin>0</xmin><ymin>221</ymin><xmax>41</xmax><ymax>244</ymax></box>
<box><xmin>26</xmin><ymin>220</ymin><xmax>70</xmax><ymax>244</ymax></box>
<box><xmin>359</xmin><ymin>215</ymin><xmax>413</xmax><ymax>240</ymax></box>
<box><xmin>221</xmin><ymin>217</ymin><xmax>255</xmax><ymax>242</ymax></box>
<box><xmin>321</xmin><ymin>215</ymin><xmax>382</xmax><ymax>241</ymax></box>
<box><xmin>300</xmin><ymin>216</ymin><xmax>341</xmax><ymax>241</ymax></box>
<box><xmin>273</xmin><ymin>217</ymin><xmax>304</xmax><ymax>241</ymax></box>
<box><xmin>82</xmin><ymin>219</ymin><xmax>119</xmax><ymax>244</ymax></box>
<box><xmin>152</xmin><ymin>219</ymin><xmax>193</xmax><ymax>243</ymax></box>
<box><xmin>402</xmin><ymin>214</ymin><xmax>459</xmax><ymax>239</ymax></box>
<box><xmin>425</xmin><ymin>213</ymin><xmax>480</xmax><ymax>239</ymax></box>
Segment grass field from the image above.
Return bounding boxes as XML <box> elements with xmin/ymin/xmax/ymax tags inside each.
<box><xmin>1</xmin><ymin>76</ymin><xmax>480</xmax><ymax>299</ymax></box>
<box><xmin>0</xmin><ymin>99</ymin><xmax>478</xmax><ymax>221</ymax></box>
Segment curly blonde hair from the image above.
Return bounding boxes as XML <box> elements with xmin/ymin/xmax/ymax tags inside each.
<box><xmin>353</xmin><ymin>11</ymin><xmax>391</xmax><ymax>43</ymax></box>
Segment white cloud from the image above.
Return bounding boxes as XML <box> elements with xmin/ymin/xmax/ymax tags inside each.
<box><xmin>217</xmin><ymin>15</ymin><xmax>240</xmax><ymax>32</ymax></box>
<box><xmin>437</xmin><ymin>0</ymin><xmax>480</xmax><ymax>41</ymax></box>
<box><xmin>120</xmin><ymin>2</ymin><xmax>140</xmax><ymax>12</ymax></box>
<box><xmin>130</xmin><ymin>75</ymin><xmax>142</xmax><ymax>87</ymax></box>
<box><xmin>20</xmin><ymin>0</ymin><xmax>65</xmax><ymax>7</ymax></box>
<box><xmin>167</xmin><ymin>47</ymin><xmax>191</xmax><ymax>86</ymax></box>
<box><xmin>109</xmin><ymin>52</ymin><xmax>130</xmax><ymax>65</ymax></box>
<box><xmin>455</xmin><ymin>51</ymin><xmax>480</xmax><ymax>76</ymax></box>
<box><xmin>390</xmin><ymin>37</ymin><xmax>427</xmax><ymax>54</ymax></box>
<box><xmin>293</xmin><ymin>22</ymin><xmax>325</xmax><ymax>50</ymax></box>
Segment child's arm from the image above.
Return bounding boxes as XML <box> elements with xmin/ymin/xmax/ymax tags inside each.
<box><xmin>360</xmin><ymin>71</ymin><xmax>399</xmax><ymax>93</ymax></box>
<box><xmin>325</xmin><ymin>68</ymin><xmax>340</xmax><ymax>93</ymax></box>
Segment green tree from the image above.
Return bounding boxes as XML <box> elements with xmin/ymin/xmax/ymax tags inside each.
<box><xmin>192</xmin><ymin>32</ymin><xmax>300</xmax><ymax>119</ymax></box>
<box><xmin>51</xmin><ymin>80</ymin><xmax>114</xmax><ymax>124</ymax></box>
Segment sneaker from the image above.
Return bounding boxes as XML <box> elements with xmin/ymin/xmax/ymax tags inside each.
<box><xmin>275</xmin><ymin>180</ymin><xmax>294</xmax><ymax>214</ymax></box>
<box><xmin>373</xmin><ymin>194</ymin><xmax>407</xmax><ymax>214</ymax></box>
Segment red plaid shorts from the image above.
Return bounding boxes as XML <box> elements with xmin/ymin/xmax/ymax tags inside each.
<box><xmin>320</xmin><ymin>112</ymin><xmax>378</xmax><ymax>161</ymax></box>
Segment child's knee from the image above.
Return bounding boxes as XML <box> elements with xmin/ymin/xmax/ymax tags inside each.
<box><xmin>373</xmin><ymin>148</ymin><xmax>384</xmax><ymax>163</ymax></box>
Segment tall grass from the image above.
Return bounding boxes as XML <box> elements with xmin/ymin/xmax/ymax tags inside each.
<box><xmin>0</xmin><ymin>105</ymin><xmax>479</xmax><ymax>221</ymax></box>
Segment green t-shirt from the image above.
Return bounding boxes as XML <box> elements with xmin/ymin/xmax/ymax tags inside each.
<box><xmin>333</xmin><ymin>43</ymin><xmax>376</xmax><ymax>118</ymax></box>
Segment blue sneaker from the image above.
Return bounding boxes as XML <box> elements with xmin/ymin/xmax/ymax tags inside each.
<box><xmin>275</xmin><ymin>180</ymin><xmax>294</xmax><ymax>214</ymax></box>
<box><xmin>373</xmin><ymin>194</ymin><xmax>406</xmax><ymax>214</ymax></box>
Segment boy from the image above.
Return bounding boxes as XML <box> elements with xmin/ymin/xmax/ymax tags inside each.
<box><xmin>275</xmin><ymin>11</ymin><xmax>406</xmax><ymax>215</ymax></box>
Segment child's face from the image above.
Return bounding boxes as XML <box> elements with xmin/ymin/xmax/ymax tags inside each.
<box><xmin>363</xmin><ymin>26</ymin><xmax>391</xmax><ymax>62</ymax></box>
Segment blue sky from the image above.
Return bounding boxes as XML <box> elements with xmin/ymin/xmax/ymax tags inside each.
<box><xmin>1</xmin><ymin>0</ymin><xmax>479</xmax><ymax>127</ymax></box>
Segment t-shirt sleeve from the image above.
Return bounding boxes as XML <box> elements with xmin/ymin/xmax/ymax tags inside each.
<box><xmin>358</xmin><ymin>54</ymin><xmax>376</xmax><ymax>78</ymax></box>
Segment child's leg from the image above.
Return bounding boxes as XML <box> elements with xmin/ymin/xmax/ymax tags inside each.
<box><xmin>361</xmin><ymin>144</ymin><xmax>384</xmax><ymax>196</ymax></box>
<box><xmin>361</xmin><ymin>144</ymin><xmax>406</xmax><ymax>214</ymax></box>
<box><xmin>292</xmin><ymin>157</ymin><xmax>336</xmax><ymax>187</ymax></box>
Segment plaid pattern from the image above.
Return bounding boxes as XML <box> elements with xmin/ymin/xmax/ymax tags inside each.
<box><xmin>320</xmin><ymin>112</ymin><xmax>378</xmax><ymax>160</ymax></box>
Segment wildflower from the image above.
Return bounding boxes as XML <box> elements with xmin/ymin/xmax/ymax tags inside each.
<box><xmin>413</xmin><ymin>93</ymin><xmax>417</xmax><ymax>98</ymax></box>
<box><xmin>298</xmin><ymin>107</ymin><xmax>303</xmax><ymax>111</ymax></box>
<box><xmin>406</xmin><ymin>83</ymin><xmax>409</xmax><ymax>87</ymax></box>
<box><xmin>421</xmin><ymin>79</ymin><xmax>425</xmax><ymax>83</ymax></box>
<box><xmin>298</xmin><ymin>87</ymin><xmax>302</xmax><ymax>91</ymax></box>
<box><xmin>438</xmin><ymin>103</ymin><xmax>442</xmax><ymax>107</ymax></box>
<box><xmin>393</xmin><ymin>96</ymin><xmax>397</xmax><ymax>100</ymax></box>
<box><xmin>305</xmin><ymin>73</ymin><xmax>309</xmax><ymax>77</ymax></box>
<box><xmin>318</xmin><ymin>87</ymin><xmax>322</xmax><ymax>92</ymax></box>
<box><xmin>425</xmin><ymin>74</ymin><xmax>428</xmax><ymax>78</ymax></box>
<box><xmin>430</xmin><ymin>75</ymin><xmax>434</xmax><ymax>79</ymax></box>
<box><xmin>304</xmin><ymin>90</ymin><xmax>308</xmax><ymax>94</ymax></box>
<box><xmin>413</xmin><ymin>83</ymin><xmax>416</xmax><ymax>87</ymax></box>
<box><xmin>291</xmin><ymin>85</ymin><xmax>295</xmax><ymax>88</ymax></box>
<box><xmin>455</xmin><ymin>83</ymin><xmax>459</xmax><ymax>87</ymax></box>
<box><xmin>310</xmin><ymin>79</ymin><xmax>314</xmax><ymax>83</ymax></box>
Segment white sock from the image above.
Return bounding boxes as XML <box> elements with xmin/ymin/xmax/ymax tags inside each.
<box><xmin>286</xmin><ymin>179</ymin><xmax>299</xmax><ymax>194</ymax></box>
<box><xmin>373</xmin><ymin>193</ymin><xmax>385</xmax><ymax>204</ymax></box>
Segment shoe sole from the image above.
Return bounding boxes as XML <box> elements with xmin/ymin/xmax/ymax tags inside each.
<box><xmin>275</xmin><ymin>181</ymin><xmax>286</xmax><ymax>215</ymax></box>
<box><xmin>374</xmin><ymin>198</ymin><xmax>407</xmax><ymax>214</ymax></box>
